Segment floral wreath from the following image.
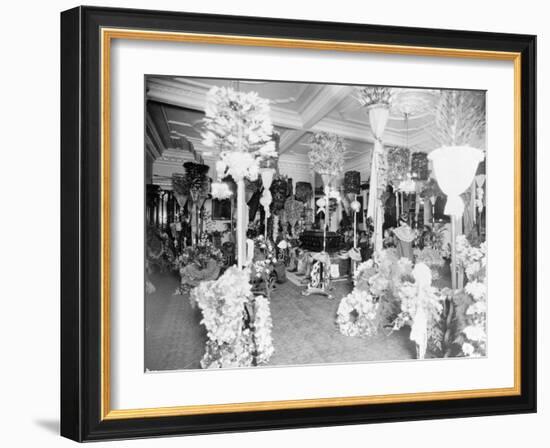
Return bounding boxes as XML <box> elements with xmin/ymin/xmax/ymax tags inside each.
<box><xmin>336</xmin><ymin>289</ymin><xmax>379</xmax><ymax>337</ymax></box>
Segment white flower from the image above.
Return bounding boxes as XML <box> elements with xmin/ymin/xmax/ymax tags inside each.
<box><xmin>462</xmin><ymin>342</ymin><xmax>475</xmax><ymax>356</ymax></box>
<box><xmin>397</xmin><ymin>178</ymin><xmax>416</xmax><ymax>193</ymax></box>
<box><xmin>463</xmin><ymin>325</ymin><xmax>486</xmax><ymax>342</ymax></box>
<box><xmin>211</xmin><ymin>181</ymin><xmax>233</xmax><ymax>200</ymax></box>
<box><xmin>191</xmin><ymin>266</ymin><xmax>274</xmax><ymax>368</ymax></box>
<box><xmin>256</xmin><ymin>140</ymin><xmax>277</xmax><ymax>159</ymax></box>
<box><xmin>465</xmin><ymin>261</ymin><xmax>481</xmax><ymax>278</ymax></box>
<box><xmin>398</xmin><ymin>257</ymin><xmax>413</xmax><ymax>275</ymax></box>
<box><xmin>467</xmin><ymin>300</ymin><xmax>487</xmax><ymax>315</ymax></box>
<box><xmin>202</xmin><ymin>86</ymin><xmax>277</xmax><ymax>182</ymax></box>
<box><xmin>465</xmin><ymin>280</ymin><xmax>486</xmax><ymax>301</ymax></box>
<box><xmin>277</xmin><ymin>240</ymin><xmax>288</xmax><ymax>249</ymax></box>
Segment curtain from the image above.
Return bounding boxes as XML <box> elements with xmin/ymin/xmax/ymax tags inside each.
<box><xmin>366</xmin><ymin>104</ymin><xmax>390</xmax><ymax>251</ymax></box>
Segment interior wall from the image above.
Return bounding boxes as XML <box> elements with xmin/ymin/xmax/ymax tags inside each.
<box><xmin>278</xmin><ymin>155</ymin><xmax>312</xmax><ymax>185</ymax></box>
<box><xmin>344</xmin><ymin>149</ymin><xmax>373</xmax><ymax>184</ymax></box>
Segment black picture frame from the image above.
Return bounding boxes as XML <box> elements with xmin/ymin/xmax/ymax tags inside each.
<box><xmin>61</xmin><ymin>5</ymin><xmax>536</xmax><ymax>442</ymax></box>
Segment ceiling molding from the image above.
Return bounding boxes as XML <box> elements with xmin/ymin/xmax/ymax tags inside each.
<box><xmin>279</xmin><ymin>84</ymin><xmax>353</xmax><ymax>154</ymax></box>
<box><xmin>301</xmin><ymin>85</ymin><xmax>353</xmax><ymax>127</ymax></box>
<box><xmin>145</xmin><ymin>112</ymin><xmax>166</xmax><ymax>155</ymax></box>
<box><xmin>145</xmin><ymin>134</ymin><xmax>161</xmax><ymax>160</ymax></box>
<box><xmin>146</xmin><ymin>77</ymin><xmax>461</xmax><ymax>184</ymax></box>
<box><xmin>146</xmin><ymin>77</ymin><xmax>430</xmax><ymax>151</ymax></box>
<box><xmin>147</xmin><ymin>77</ymin><xmax>303</xmax><ymax>129</ymax></box>
<box><xmin>279</xmin><ymin>130</ymin><xmax>307</xmax><ymax>154</ymax></box>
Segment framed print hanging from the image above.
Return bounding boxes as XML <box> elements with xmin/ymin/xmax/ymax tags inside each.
<box><xmin>60</xmin><ymin>5</ymin><xmax>537</xmax><ymax>442</ymax></box>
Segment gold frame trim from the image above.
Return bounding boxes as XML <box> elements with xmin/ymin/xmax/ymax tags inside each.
<box><xmin>100</xmin><ymin>28</ymin><xmax>522</xmax><ymax>421</ymax></box>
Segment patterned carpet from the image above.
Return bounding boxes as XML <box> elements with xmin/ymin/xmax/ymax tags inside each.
<box><xmin>145</xmin><ymin>271</ymin><xmax>417</xmax><ymax>371</ymax></box>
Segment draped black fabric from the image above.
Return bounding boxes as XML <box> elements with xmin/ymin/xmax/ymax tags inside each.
<box><xmin>383</xmin><ymin>186</ymin><xmax>397</xmax><ymax>231</ymax></box>
<box><xmin>248</xmin><ymin>189</ymin><xmax>262</xmax><ymax>222</ymax></box>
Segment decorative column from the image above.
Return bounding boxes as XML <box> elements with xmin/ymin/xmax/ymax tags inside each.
<box><xmin>234</xmin><ymin>179</ymin><xmax>246</xmax><ymax>267</ymax></box>
<box><xmin>311</xmin><ymin>171</ymin><xmax>316</xmax><ymax>216</ymax></box>
<box><xmin>260</xmin><ymin>167</ymin><xmax>275</xmax><ymax>239</ymax></box>
<box><xmin>307</xmin><ymin>132</ymin><xmax>346</xmax><ymax>253</ymax></box>
<box><xmin>303</xmin><ymin>132</ymin><xmax>345</xmax><ymax>299</ymax></box>
<box><xmin>350</xmin><ymin>197</ymin><xmax>362</xmax><ymax>273</ymax></box>
<box><xmin>428</xmin><ymin>146</ymin><xmax>484</xmax><ymax>288</ymax></box>
<box><xmin>320</xmin><ymin>174</ymin><xmax>332</xmax><ymax>252</ymax></box>
<box><xmin>366</xmin><ymin>104</ymin><xmax>390</xmax><ymax>252</ymax></box>
<box><xmin>343</xmin><ymin>170</ymin><xmax>361</xmax><ymax>272</ymax></box>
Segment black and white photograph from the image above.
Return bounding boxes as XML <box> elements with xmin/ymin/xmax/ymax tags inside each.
<box><xmin>144</xmin><ymin>77</ymin><xmax>487</xmax><ymax>371</ymax></box>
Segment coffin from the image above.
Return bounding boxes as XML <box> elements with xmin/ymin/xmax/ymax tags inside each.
<box><xmin>299</xmin><ymin>230</ymin><xmax>343</xmax><ymax>253</ymax></box>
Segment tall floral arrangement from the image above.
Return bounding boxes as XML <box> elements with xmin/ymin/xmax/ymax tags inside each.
<box><xmin>416</xmin><ymin>224</ymin><xmax>447</xmax><ymax>253</ymax></box>
<box><xmin>343</xmin><ymin>171</ymin><xmax>361</xmax><ymax>195</ymax></box>
<box><xmin>270</xmin><ymin>175</ymin><xmax>290</xmax><ymax>213</ymax></box>
<box><xmin>434</xmin><ymin>90</ymin><xmax>486</xmax><ymax>147</ymax></box>
<box><xmin>183</xmin><ymin>162</ymin><xmax>210</xmax><ymax>200</ymax></box>
<box><xmin>392</xmin><ymin>264</ymin><xmax>445</xmax><ymax>357</ymax></box>
<box><xmin>250</xmin><ymin>294</ymin><xmax>275</xmax><ymax>364</ymax></box>
<box><xmin>355</xmin><ymin>249</ymin><xmax>413</xmax><ymax>298</ymax></box>
<box><xmin>202</xmin><ymin>86</ymin><xmax>277</xmax><ymax>182</ymax></box>
<box><xmin>295</xmin><ymin>182</ymin><xmax>313</xmax><ymax>203</ymax></box>
<box><xmin>249</xmin><ymin>235</ymin><xmax>277</xmax><ymax>298</ymax></box>
<box><xmin>272</xmin><ymin>214</ymin><xmax>279</xmax><ymax>242</ymax></box>
<box><xmin>386</xmin><ymin>146</ymin><xmax>411</xmax><ymax>186</ymax></box>
<box><xmin>337</xmin><ymin>249</ymin><xmax>412</xmax><ymax>337</ymax></box>
<box><xmin>174</xmin><ymin>236</ymin><xmax>223</xmax><ymax>271</ymax></box>
<box><xmin>307</xmin><ymin>132</ymin><xmax>346</xmax><ymax>177</ymax></box>
<box><xmin>456</xmin><ymin>235</ymin><xmax>487</xmax><ymax>281</ymax></box>
<box><xmin>174</xmin><ymin>248</ymin><xmax>223</xmax><ymax>294</ymax></box>
<box><xmin>171</xmin><ymin>173</ymin><xmax>190</xmax><ymax>211</ymax></box>
<box><xmin>191</xmin><ymin>266</ymin><xmax>274</xmax><ymax>368</ymax></box>
<box><xmin>355</xmin><ymin>86</ymin><xmax>393</xmax><ymax>108</ymax></box>
<box><xmin>283</xmin><ymin>197</ymin><xmax>304</xmax><ymax>230</ymax></box>
<box><xmin>172</xmin><ymin>173</ymin><xmax>190</xmax><ymax>196</ymax></box>
<box><xmin>411</xmin><ymin>152</ymin><xmax>429</xmax><ymax>180</ymax></box>
<box><xmin>455</xmin><ymin>235</ymin><xmax>487</xmax><ymax>357</ymax></box>
<box><xmin>414</xmin><ymin>245</ymin><xmax>445</xmax><ymax>280</ymax></box>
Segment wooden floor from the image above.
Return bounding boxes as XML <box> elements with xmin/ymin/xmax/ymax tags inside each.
<box><xmin>145</xmin><ymin>271</ymin><xmax>419</xmax><ymax>371</ymax></box>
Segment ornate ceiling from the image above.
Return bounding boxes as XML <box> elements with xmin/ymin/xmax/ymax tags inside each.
<box><xmin>145</xmin><ymin>76</ymin><xmax>481</xmax><ymax>186</ymax></box>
